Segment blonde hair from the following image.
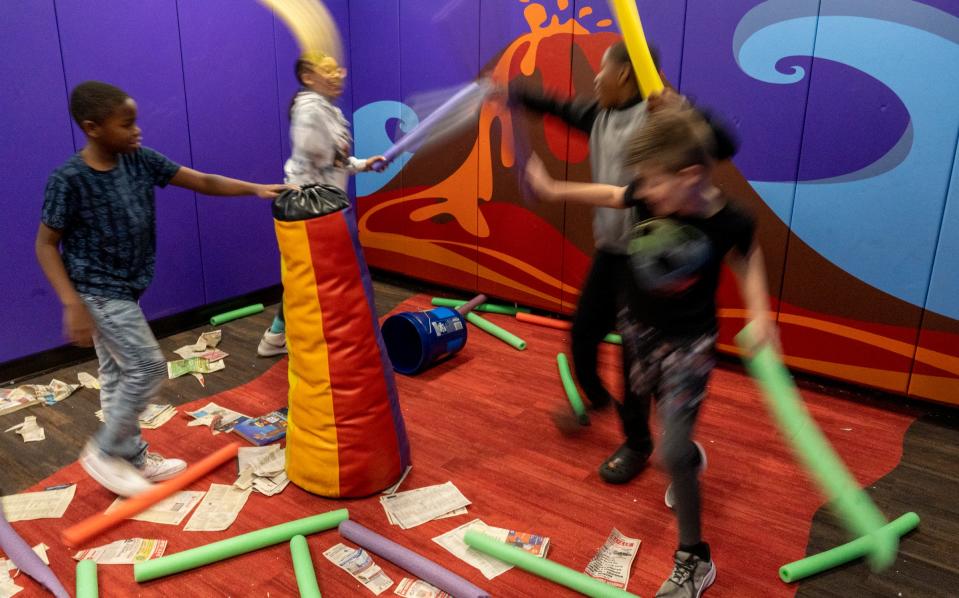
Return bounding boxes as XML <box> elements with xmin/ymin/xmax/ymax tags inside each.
<box><xmin>625</xmin><ymin>105</ymin><xmax>716</xmax><ymax>172</ymax></box>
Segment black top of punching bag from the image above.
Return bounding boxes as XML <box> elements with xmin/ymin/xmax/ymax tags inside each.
<box><xmin>272</xmin><ymin>183</ymin><xmax>350</xmax><ymax>222</ymax></box>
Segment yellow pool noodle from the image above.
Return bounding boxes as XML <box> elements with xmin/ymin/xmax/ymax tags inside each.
<box><xmin>608</xmin><ymin>0</ymin><xmax>665</xmax><ymax>97</ymax></box>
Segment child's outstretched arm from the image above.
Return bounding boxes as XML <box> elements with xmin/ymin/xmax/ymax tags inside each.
<box><xmin>506</xmin><ymin>82</ymin><xmax>598</xmax><ymax>133</ymax></box>
<box><xmin>170</xmin><ymin>167</ymin><xmax>292</xmax><ymax>199</ymax></box>
<box><xmin>727</xmin><ymin>243</ymin><xmax>779</xmax><ymax>351</ymax></box>
<box><xmin>341</xmin><ymin>154</ymin><xmax>387</xmax><ymax>173</ymax></box>
<box><xmin>35</xmin><ymin>224</ymin><xmax>94</xmax><ymax>347</ymax></box>
<box><xmin>524</xmin><ymin>154</ymin><xmax>626</xmax><ymax>207</ymax></box>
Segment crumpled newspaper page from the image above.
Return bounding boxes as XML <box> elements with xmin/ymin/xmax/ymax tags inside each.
<box><xmin>72</xmin><ymin>538</ymin><xmax>167</xmax><ymax>564</ymax></box>
<box><xmin>0</xmin><ymin>485</ymin><xmax>75</xmax><ymax>522</ymax></box>
<box><xmin>183</xmin><ymin>484</ymin><xmax>251</xmax><ymax>532</ymax></box>
<box><xmin>4</xmin><ymin>417</ymin><xmax>44</xmax><ymax>442</ymax></box>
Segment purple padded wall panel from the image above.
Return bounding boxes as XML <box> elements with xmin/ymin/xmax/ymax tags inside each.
<box><xmin>680</xmin><ymin>0</ymin><xmax>816</xmax><ymax>184</ymax></box>
<box><xmin>55</xmin><ymin>0</ymin><xmax>205</xmax><ymax>319</ymax></box>
<box><xmin>478</xmin><ymin>0</ymin><xmax>537</xmax><ymax>70</ymax></box>
<box><xmin>778</xmin><ymin>1</ymin><xmax>959</xmax><ymax>392</ymax></box>
<box><xmin>178</xmin><ymin>0</ymin><xmax>283</xmax><ymax>303</ymax></box>
<box><xmin>573</xmin><ymin>0</ymin><xmax>687</xmax><ymax>85</ymax></box>
<box><xmin>480</xmin><ymin>0</ymin><xmax>569</xmax><ymax>313</ymax></box>
<box><xmin>273</xmin><ymin>16</ymin><xmax>299</xmax><ymax>167</ymax></box>
<box><xmin>397</xmin><ymin>0</ymin><xmax>480</xmax><ymax>292</ymax></box>
<box><xmin>680</xmin><ymin>0</ymin><xmax>816</xmax><ymax>315</ymax></box>
<box><xmin>0</xmin><ymin>1</ymin><xmax>76</xmax><ymax>363</ymax></box>
<box><xmin>348</xmin><ymin>0</ymin><xmax>400</xmax><ymax>195</ymax></box>
<box><xmin>401</xmin><ymin>0</ymin><xmax>480</xmax><ymax>93</ymax></box>
<box><xmin>327</xmin><ymin>0</ymin><xmax>353</xmax><ymax>200</ymax></box>
<box><xmin>273</xmin><ymin>18</ymin><xmax>298</xmax><ymax>164</ymax></box>
<box><xmin>636</xmin><ymin>0</ymin><xmax>687</xmax><ymax>87</ymax></box>
<box><xmin>349</xmin><ymin>0</ymin><xmax>399</xmax><ymax>220</ymax></box>
<box><xmin>348</xmin><ymin>0</ymin><xmax>400</xmax><ymax>109</ymax></box>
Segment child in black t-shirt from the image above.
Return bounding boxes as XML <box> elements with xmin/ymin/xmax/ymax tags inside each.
<box><xmin>525</xmin><ymin>104</ymin><xmax>776</xmax><ymax>597</ymax></box>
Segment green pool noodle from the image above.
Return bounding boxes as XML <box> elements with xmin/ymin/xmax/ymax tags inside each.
<box><xmin>474</xmin><ymin>303</ymin><xmax>531</xmax><ymax>315</ymax></box>
<box><xmin>290</xmin><ymin>535</ymin><xmax>322</xmax><ymax>598</ymax></box>
<box><xmin>463</xmin><ymin>530</ymin><xmax>636</xmax><ymax>597</ymax></box>
<box><xmin>76</xmin><ymin>560</ymin><xmax>98</xmax><ymax>598</ymax></box>
<box><xmin>603</xmin><ymin>333</ymin><xmax>622</xmax><ymax>345</ymax></box>
<box><xmin>209</xmin><ymin>303</ymin><xmax>264</xmax><ymax>326</ymax></box>
<box><xmin>430</xmin><ymin>297</ymin><xmax>530</xmax><ymax>315</ymax></box>
<box><xmin>779</xmin><ymin>512</ymin><xmax>919</xmax><ymax>583</ymax></box>
<box><xmin>465</xmin><ymin>312</ymin><xmax>527</xmax><ymax>350</ymax></box>
<box><xmin>134</xmin><ymin>509</ymin><xmax>349</xmax><ymax>582</ymax></box>
<box><xmin>735</xmin><ymin>325</ymin><xmax>896</xmax><ymax>571</ymax></box>
<box><xmin>557</xmin><ymin>353</ymin><xmax>589</xmax><ymax>425</ymax></box>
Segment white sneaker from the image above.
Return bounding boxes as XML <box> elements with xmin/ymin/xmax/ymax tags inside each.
<box><xmin>257</xmin><ymin>329</ymin><xmax>288</xmax><ymax>357</ymax></box>
<box><xmin>138</xmin><ymin>452</ymin><xmax>187</xmax><ymax>482</ymax></box>
<box><xmin>79</xmin><ymin>442</ymin><xmax>153</xmax><ymax>497</ymax></box>
<box><xmin>665</xmin><ymin>441</ymin><xmax>708</xmax><ymax>509</ymax></box>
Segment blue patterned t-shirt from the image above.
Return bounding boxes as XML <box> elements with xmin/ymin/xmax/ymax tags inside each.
<box><xmin>41</xmin><ymin>147</ymin><xmax>180</xmax><ymax>300</ymax></box>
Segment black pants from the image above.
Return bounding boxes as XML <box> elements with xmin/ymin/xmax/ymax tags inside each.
<box><xmin>620</xmin><ymin>313</ymin><xmax>716</xmax><ymax>545</ymax></box>
<box><xmin>571</xmin><ymin>250</ymin><xmax>653</xmax><ymax>453</ymax></box>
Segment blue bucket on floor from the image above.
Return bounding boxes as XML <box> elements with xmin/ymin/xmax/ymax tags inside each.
<box><xmin>381</xmin><ymin>307</ymin><xmax>468</xmax><ymax>375</ymax></box>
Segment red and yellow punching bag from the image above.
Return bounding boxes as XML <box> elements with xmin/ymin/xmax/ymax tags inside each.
<box><xmin>274</xmin><ymin>184</ymin><xmax>410</xmax><ymax>497</ymax></box>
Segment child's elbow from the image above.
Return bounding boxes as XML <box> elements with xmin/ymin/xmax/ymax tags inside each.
<box><xmin>35</xmin><ymin>225</ymin><xmax>60</xmax><ymax>249</ymax></box>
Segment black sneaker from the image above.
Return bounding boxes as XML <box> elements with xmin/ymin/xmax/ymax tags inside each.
<box><xmin>599</xmin><ymin>442</ymin><xmax>650</xmax><ymax>484</ymax></box>
<box><xmin>656</xmin><ymin>551</ymin><xmax>716</xmax><ymax>598</ymax></box>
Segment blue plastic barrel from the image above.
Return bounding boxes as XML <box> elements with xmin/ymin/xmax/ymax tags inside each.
<box><xmin>381</xmin><ymin>307</ymin><xmax>468</xmax><ymax>375</ymax></box>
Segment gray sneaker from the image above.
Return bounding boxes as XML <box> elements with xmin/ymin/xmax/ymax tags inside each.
<box><xmin>665</xmin><ymin>440</ymin><xmax>707</xmax><ymax>509</ymax></box>
<box><xmin>656</xmin><ymin>551</ymin><xmax>716</xmax><ymax>597</ymax></box>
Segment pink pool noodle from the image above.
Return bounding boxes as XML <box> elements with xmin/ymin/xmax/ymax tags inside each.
<box><xmin>456</xmin><ymin>294</ymin><xmax>488</xmax><ymax>316</ymax></box>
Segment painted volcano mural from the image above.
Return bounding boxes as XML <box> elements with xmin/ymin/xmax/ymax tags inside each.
<box><xmin>348</xmin><ymin>0</ymin><xmax>959</xmax><ymax>406</ymax></box>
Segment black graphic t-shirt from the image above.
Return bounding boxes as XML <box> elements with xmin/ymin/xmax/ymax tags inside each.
<box><xmin>622</xmin><ymin>183</ymin><xmax>756</xmax><ymax>338</ymax></box>
<box><xmin>41</xmin><ymin>147</ymin><xmax>181</xmax><ymax>300</ymax></box>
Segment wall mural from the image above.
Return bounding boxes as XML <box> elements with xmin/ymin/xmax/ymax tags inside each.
<box><xmin>349</xmin><ymin>0</ymin><xmax>959</xmax><ymax>405</ymax></box>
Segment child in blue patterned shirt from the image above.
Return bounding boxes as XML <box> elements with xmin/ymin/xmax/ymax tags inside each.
<box><xmin>36</xmin><ymin>81</ymin><xmax>290</xmax><ymax>497</ymax></box>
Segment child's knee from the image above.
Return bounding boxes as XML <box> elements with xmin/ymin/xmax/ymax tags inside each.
<box><xmin>132</xmin><ymin>353</ymin><xmax>167</xmax><ymax>388</ymax></box>
<box><xmin>661</xmin><ymin>439</ymin><xmax>698</xmax><ymax>473</ymax></box>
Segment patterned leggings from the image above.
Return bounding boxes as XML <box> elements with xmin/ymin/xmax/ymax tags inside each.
<box><xmin>619</xmin><ymin>308</ymin><xmax>716</xmax><ymax>546</ymax></box>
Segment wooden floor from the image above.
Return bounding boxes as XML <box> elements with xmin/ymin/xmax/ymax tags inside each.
<box><xmin>2</xmin><ymin>274</ymin><xmax>958</xmax><ymax>597</ymax></box>
<box><xmin>1</xmin><ymin>276</ymin><xmax>421</xmax><ymax>496</ymax></box>
<box><xmin>797</xmin><ymin>410</ymin><xmax>959</xmax><ymax>598</ymax></box>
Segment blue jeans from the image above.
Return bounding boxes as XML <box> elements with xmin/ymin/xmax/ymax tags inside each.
<box><xmin>81</xmin><ymin>295</ymin><xmax>166</xmax><ymax>467</ymax></box>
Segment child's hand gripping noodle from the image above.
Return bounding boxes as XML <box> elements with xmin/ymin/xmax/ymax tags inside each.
<box><xmin>735</xmin><ymin>323</ymin><xmax>899</xmax><ymax>573</ymax></box>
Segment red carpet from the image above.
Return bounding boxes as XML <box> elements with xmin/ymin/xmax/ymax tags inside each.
<box><xmin>10</xmin><ymin>295</ymin><xmax>917</xmax><ymax>596</ymax></box>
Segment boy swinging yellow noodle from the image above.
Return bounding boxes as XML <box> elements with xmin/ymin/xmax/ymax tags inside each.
<box><xmin>608</xmin><ymin>0</ymin><xmax>665</xmax><ymax>97</ymax></box>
